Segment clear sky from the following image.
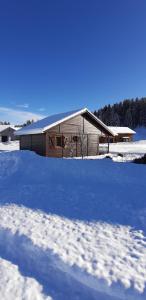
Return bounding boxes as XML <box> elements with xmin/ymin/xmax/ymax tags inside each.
<box><xmin>0</xmin><ymin>0</ymin><xmax>146</xmax><ymax>123</ymax></box>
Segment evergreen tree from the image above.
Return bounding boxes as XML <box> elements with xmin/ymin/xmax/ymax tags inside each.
<box><xmin>94</xmin><ymin>97</ymin><xmax>146</xmax><ymax>128</ymax></box>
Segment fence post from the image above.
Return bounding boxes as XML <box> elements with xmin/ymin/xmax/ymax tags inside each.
<box><xmin>62</xmin><ymin>134</ymin><xmax>63</xmax><ymax>157</ymax></box>
<box><xmin>87</xmin><ymin>134</ymin><xmax>88</xmax><ymax>156</ymax></box>
<box><xmin>107</xmin><ymin>136</ymin><xmax>110</xmax><ymax>153</ymax></box>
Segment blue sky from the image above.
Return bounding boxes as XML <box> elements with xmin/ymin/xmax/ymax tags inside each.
<box><xmin>0</xmin><ymin>0</ymin><xmax>146</xmax><ymax>123</ymax></box>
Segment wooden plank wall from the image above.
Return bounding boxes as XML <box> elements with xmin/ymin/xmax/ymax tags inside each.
<box><xmin>20</xmin><ymin>134</ymin><xmax>46</xmax><ymax>156</ymax></box>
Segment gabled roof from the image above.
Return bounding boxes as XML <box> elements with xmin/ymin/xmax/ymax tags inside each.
<box><xmin>15</xmin><ymin>108</ymin><xmax>116</xmax><ymax>137</ymax></box>
<box><xmin>108</xmin><ymin>126</ymin><xmax>136</xmax><ymax>135</ymax></box>
<box><xmin>0</xmin><ymin>125</ymin><xmax>21</xmax><ymax>133</ymax></box>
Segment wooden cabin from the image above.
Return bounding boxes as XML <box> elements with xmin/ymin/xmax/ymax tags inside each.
<box><xmin>16</xmin><ymin>108</ymin><xmax>115</xmax><ymax>157</ymax></box>
<box><xmin>99</xmin><ymin>126</ymin><xmax>136</xmax><ymax>143</ymax></box>
<box><xmin>0</xmin><ymin>125</ymin><xmax>20</xmax><ymax>142</ymax></box>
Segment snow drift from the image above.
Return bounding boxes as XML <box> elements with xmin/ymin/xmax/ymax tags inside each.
<box><xmin>0</xmin><ymin>150</ymin><xmax>146</xmax><ymax>230</ymax></box>
<box><xmin>0</xmin><ymin>256</ymin><xmax>52</xmax><ymax>300</ymax></box>
<box><xmin>0</xmin><ymin>150</ymin><xmax>146</xmax><ymax>300</ymax></box>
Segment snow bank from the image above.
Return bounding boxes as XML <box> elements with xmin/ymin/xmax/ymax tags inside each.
<box><xmin>0</xmin><ymin>151</ymin><xmax>146</xmax><ymax>299</ymax></box>
<box><xmin>0</xmin><ymin>257</ymin><xmax>52</xmax><ymax>300</ymax></box>
<box><xmin>0</xmin><ymin>151</ymin><xmax>146</xmax><ymax>230</ymax></box>
<box><xmin>0</xmin><ymin>205</ymin><xmax>145</xmax><ymax>300</ymax></box>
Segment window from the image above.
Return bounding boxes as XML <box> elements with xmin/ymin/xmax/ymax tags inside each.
<box><xmin>55</xmin><ymin>135</ymin><xmax>65</xmax><ymax>147</ymax></box>
<box><xmin>72</xmin><ymin>135</ymin><xmax>79</xmax><ymax>142</ymax></box>
<box><xmin>56</xmin><ymin>136</ymin><xmax>62</xmax><ymax>147</ymax></box>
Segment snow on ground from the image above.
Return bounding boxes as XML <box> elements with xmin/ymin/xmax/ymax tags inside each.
<box><xmin>0</xmin><ymin>205</ymin><xmax>146</xmax><ymax>300</ymax></box>
<box><xmin>0</xmin><ymin>151</ymin><xmax>146</xmax><ymax>299</ymax></box>
<box><xmin>75</xmin><ymin>153</ymin><xmax>143</xmax><ymax>162</ymax></box>
<box><xmin>108</xmin><ymin>140</ymin><xmax>146</xmax><ymax>154</ymax></box>
<box><xmin>0</xmin><ymin>257</ymin><xmax>52</xmax><ymax>300</ymax></box>
<box><xmin>1</xmin><ymin>150</ymin><xmax>146</xmax><ymax>229</ymax></box>
<box><xmin>99</xmin><ymin>140</ymin><xmax>146</xmax><ymax>155</ymax></box>
<box><xmin>0</xmin><ymin>141</ymin><xmax>19</xmax><ymax>152</ymax></box>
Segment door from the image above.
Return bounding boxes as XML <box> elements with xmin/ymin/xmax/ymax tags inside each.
<box><xmin>2</xmin><ymin>136</ymin><xmax>8</xmax><ymax>142</ymax></box>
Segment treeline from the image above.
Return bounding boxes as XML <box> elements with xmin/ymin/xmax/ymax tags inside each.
<box><xmin>0</xmin><ymin>121</ymin><xmax>10</xmax><ymax>125</ymax></box>
<box><xmin>0</xmin><ymin>120</ymin><xmax>34</xmax><ymax>127</ymax></box>
<box><xmin>94</xmin><ymin>98</ymin><xmax>146</xmax><ymax>129</ymax></box>
<box><xmin>22</xmin><ymin>119</ymin><xmax>34</xmax><ymax>127</ymax></box>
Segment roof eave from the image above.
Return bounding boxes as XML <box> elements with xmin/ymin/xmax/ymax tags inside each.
<box><xmin>15</xmin><ymin>129</ymin><xmax>43</xmax><ymax>136</ymax></box>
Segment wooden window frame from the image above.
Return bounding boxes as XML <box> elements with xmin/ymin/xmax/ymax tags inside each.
<box><xmin>55</xmin><ymin>135</ymin><xmax>65</xmax><ymax>148</ymax></box>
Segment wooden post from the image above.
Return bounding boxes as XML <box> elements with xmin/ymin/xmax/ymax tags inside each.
<box><xmin>62</xmin><ymin>134</ymin><xmax>63</xmax><ymax>158</ymax></box>
<box><xmin>45</xmin><ymin>132</ymin><xmax>48</xmax><ymax>156</ymax></box>
<box><xmin>76</xmin><ymin>138</ymin><xmax>77</xmax><ymax>157</ymax></box>
<box><xmin>107</xmin><ymin>136</ymin><xmax>110</xmax><ymax>153</ymax></box>
<box><xmin>30</xmin><ymin>135</ymin><xmax>32</xmax><ymax>151</ymax></box>
<box><xmin>81</xmin><ymin>134</ymin><xmax>83</xmax><ymax>159</ymax></box>
<box><xmin>87</xmin><ymin>134</ymin><xmax>88</xmax><ymax>156</ymax></box>
<box><xmin>97</xmin><ymin>135</ymin><xmax>99</xmax><ymax>155</ymax></box>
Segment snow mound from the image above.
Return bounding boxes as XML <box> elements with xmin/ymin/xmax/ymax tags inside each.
<box><xmin>0</xmin><ymin>151</ymin><xmax>146</xmax><ymax>230</ymax></box>
<box><xmin>0</xmin><ymin>150</ymin><xmax>146</xmax><ymax>299</ymax></box>
<box><xmin>0</xmin><ymin>257</ymin><xmax>52</xmax><ymax>300</ymax></box>
<box><xmin>0</xmin><ymin>205</ymin><xmax>146</xmax><ymax>300</ymax></box>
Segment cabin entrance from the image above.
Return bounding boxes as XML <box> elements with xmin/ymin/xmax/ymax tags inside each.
<box><xmin>2</xmin><ymin>136</ymin><xmax>8</xmax><ymax>142</ymax></box>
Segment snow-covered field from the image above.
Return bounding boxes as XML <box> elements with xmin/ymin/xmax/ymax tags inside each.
<box><xmin>0</xmin><ymin>140</ymin><xmax>19</xmax><ymax>152</ymax></box>
<box><xmin>0</xmin><ymin>146</ymin><xmax>146</xmax><ymax>299</ymax></box>
<box><xmin>100</xmin><ymin>140</ymin><xmax>146</xmax><ymax>156</ymax></box>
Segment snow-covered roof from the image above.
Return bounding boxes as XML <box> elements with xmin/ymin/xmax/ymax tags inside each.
<box><xmin>15</xmin><ymin>108</ymin><xmax>116</xmax><ymax>136</ymax></box>
<box><xmin>108</xmin><ymin>126</ymin><xmax>136</xmax><ymax>135</ymax></box>
<box><xmin>0</xmin><ymin>125</ymin><xmax>20</xmax><ymax>133</ymax></box>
